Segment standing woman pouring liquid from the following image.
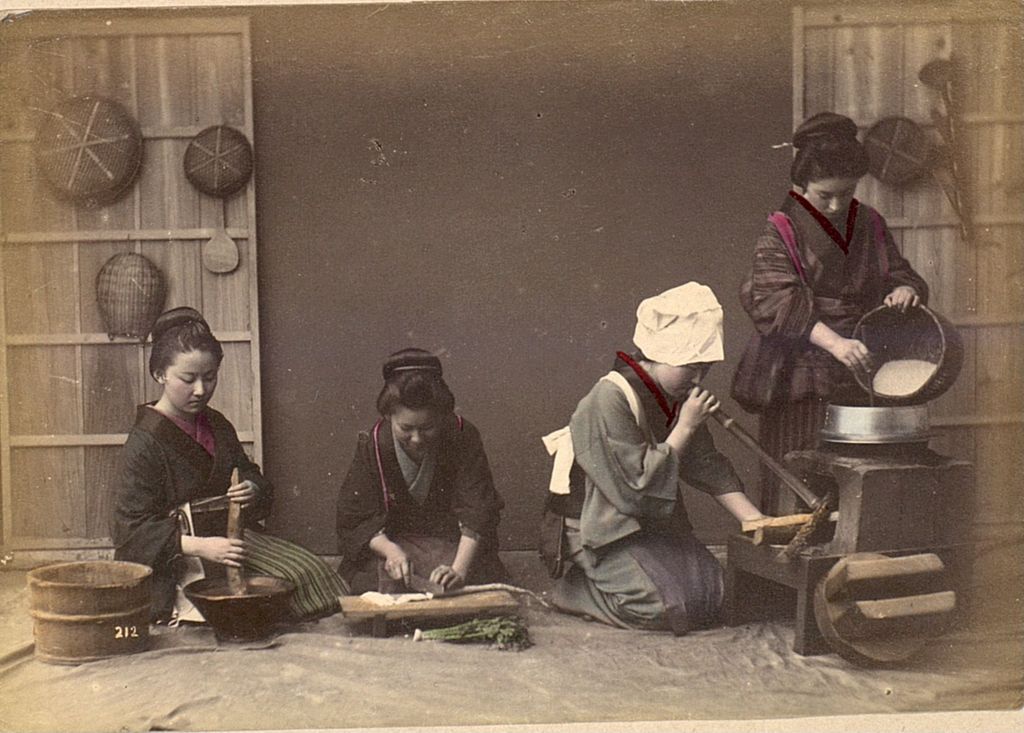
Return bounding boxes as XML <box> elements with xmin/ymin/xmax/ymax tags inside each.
<box><xmin>111</xmin><ymin>307</ymin><xmax>349</xmax><ymax>623</ymax></box>
<box><xmin>733</xmin><ymin>112</ymin><xmax>930</xmax><ymax>515</ymax></box>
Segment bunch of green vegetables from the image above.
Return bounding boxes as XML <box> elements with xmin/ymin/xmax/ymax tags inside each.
<box><xmin>413</xmin><ymin>615</ymin><xmax>532</xmax><ymax>651</ymax></box>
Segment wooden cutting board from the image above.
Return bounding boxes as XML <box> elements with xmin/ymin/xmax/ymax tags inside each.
<box><xmin>339</xmin><ymin>590</ymin><xmax>519</xmax><ymax>637</ymax></box>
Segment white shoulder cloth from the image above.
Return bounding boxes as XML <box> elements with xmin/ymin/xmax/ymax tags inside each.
<box><xmin>541</xmin><ymin>371</ymin><xmax>642</xmax><ymax>495</ymax></box>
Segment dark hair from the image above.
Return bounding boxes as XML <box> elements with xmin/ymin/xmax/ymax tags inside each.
<box><xmin>376</xmin><ymin>348</ymin><xmax>455</xmax><ymax>417</ymax></box>
<box><xmin>790</xmin><ymin>112</ymin><xmax>870</xmax><ymax>187</ymax></box>
<box><xmin>148</xmin><ymin>307</ymin><xmax>224</xmax><ymax>379</ymax></box>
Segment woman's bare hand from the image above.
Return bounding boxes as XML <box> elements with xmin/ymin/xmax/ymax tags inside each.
<box><xmin>429</xmin><ymin>564</ymin><xmax>466</xmax><ymax>591</ymax></box>
<box><xmin>829</xmin><ymin>337</ymin><xmax>871</xmax><ymax>374</ymax></box>
<box><xmin>182</xmin><ymin>535</ymin><xmax>246</xmax><ymax>567</ymax></box>
<box><xmin>883</xmin><ymin>285</ymin><xmax>920</xmax><ymax>312</ymax></box>
<box><xmin>677</xmin><ymin>386</ymin><xmax>720</xmax><ymax>430</ymax></box>
<box><xmin>383</xmin><ymin>550</ymin><xmax>412</xmax><ymax>584</ymax></box>
<box><xmin>227</xmin><ymin>479</ymin><xmax>258</xmax><ymax>508</ymax></box>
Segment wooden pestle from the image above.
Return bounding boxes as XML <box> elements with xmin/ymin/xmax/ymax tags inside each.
<box><xmin>225</xmin><ymin>467</ymin><xmax>246</xmax><ymax>595</ymax></box>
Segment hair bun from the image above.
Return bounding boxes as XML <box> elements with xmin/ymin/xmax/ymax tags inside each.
<box><xmin>793</xmin><ymin>112</ymin><xmax>859</xmax><ymax>149</ymax></box>
<box><xmin>382</xmin><ymin>348</ymin><xmax>443</xmax><ymax>381</ymax></box>
<box><xmin>150</xmin><ymin>306</ymin><xmax>209</xmax><ymax>343</ymax></box>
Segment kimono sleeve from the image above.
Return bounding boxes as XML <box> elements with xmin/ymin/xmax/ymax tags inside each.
<box><xmin>449</xmin><ymin>421</ymin><xmax>504</xmax><ymax>539</ymax></box>
<box><xmin>570</xmin><ymin>381</ymin><xmax>679</xmax><ymax>520</ymax></box>
<box><xmin>110</xmin><ymin>431</ymin><xmax>180</xmax><ymax>571</ymax></box>
<box><xmin>746</xmin><ymin>220</ymin><xmax>817</xmax><ymax>339</ymax></box>
<box><xmin>336</xmin><ymin>432</ymin><xmax>387</xmax><ymax>563</ymax></box>
<box><xmin>678</xmin><ymin>424</ymin><xmax>744</xmax><ymax>497</ymax></box>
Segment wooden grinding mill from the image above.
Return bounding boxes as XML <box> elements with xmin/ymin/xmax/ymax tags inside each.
<box><xmin>184</xmin><ymin>469</ymin><xmax>295</xmax><ymax>643</ymax></box>
<box><xmin>722</xmin><ymin>306</ymin><xmax>971</xmax><ymax>666</ymax></box>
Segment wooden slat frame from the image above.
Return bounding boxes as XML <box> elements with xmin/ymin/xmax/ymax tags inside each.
<box><xmin>0</xmin><ymin>16</ymin><xmax>261</xmax><ymax>553</ymax></box>
<box><xmin>793</xmin><ymin>3</ymin><xmax>1024</xmax><ymax>531</ymax></box>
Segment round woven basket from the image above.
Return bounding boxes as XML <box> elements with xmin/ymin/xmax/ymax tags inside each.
<box><xmin>183</xmin><ymin>125</ymin><xmax>253</xmax><ymax>198</ymax></box>
<box><xmin>34</xmin><ymin>96</ymin><xmax>143</xmax><ymax>207</ymax></box>
<box><xmin>95</xmin><ymin>253</ymin><xmax>166</xmax><ymax>342</ymax></box>
<box><xmin>863</xmin><ymin>117</ymin><xmax>933</xmax><ymax>187</ymax></box>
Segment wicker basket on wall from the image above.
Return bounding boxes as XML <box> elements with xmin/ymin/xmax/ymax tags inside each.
<box><xmin>183</xmin><ymin>125</ymin><xmax>254</xmax><ymax>198</ymax></box>
<box><xmin>34</xmin><ymin>96</ymin><xmax>144</xmax><ymax>208</ymax></box>
<box><xmin>95</xmin><ymin>253</ymin><xmax>166</xmax><ymax>342</ymax></box>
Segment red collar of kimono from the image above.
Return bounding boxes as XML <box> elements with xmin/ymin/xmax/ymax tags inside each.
<box><xmin>789</xmin><ymin>190</ymin><xmax>859</xmax><ymax>255</ymax></box>
<box><xmin>616</xmin><ymin>351</ymin><xmax>680</xmax><ymax>428</ymax></box>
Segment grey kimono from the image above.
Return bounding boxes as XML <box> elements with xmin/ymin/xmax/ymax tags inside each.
<box><xmin>552</xmin><ymin>358</ymin><xmax>743</xmax><ymax>634</ymax></box>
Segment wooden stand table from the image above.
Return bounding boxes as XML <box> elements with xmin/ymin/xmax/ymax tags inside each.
<box><xmin>340</xmin><ymin>590</ymin><xmax>519</xmax><ymax>637</ymax></box>
<box><xmin>723</xmin><ymin>534</ymin><xmax>969</xmax><ymax>655</ymax></box>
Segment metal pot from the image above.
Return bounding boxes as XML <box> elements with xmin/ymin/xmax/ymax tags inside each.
<box><xmin>820</xmin><ymin>404</ymin><xmax>932</xmax><ymax>444</ymax></box>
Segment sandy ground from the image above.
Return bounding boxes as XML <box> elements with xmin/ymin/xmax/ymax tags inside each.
<box><xmin>1</xmin><ymin>550</ymin><xmax>1021</xmax><ymax>733</ymax></box>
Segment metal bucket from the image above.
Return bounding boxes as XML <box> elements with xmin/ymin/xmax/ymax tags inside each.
<box><xmin>852</xmin><ymin>305</ymin><xmax>964</xmax><ymax>405</ymax></box>
<box><xmin>27</xmin><ymin>560</ymin><xmax>152</xmax><ymax>665</ymax></box>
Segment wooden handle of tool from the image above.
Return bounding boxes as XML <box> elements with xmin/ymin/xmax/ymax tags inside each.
<box><xmin>711</xmin><ymin>409</ymin><xmax>823</xmax><ymax>510</ymax></box>
<box><xmin>225</xmin><ymin>467</ymin><xmax>246</xmax><ymax>595</ymax></box>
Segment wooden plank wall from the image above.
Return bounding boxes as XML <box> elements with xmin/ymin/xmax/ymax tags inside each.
<box><xmin>794</xmin><ymin>2</ymin><xmax>1024</xmax><ymax>532</ymax></box>
<box><xmin>0</xmin><ymin>17</ymin><xmax>261</xmax><ymax>559</ymax></box>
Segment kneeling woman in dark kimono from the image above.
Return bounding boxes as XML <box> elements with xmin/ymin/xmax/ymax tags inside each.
<box><xmin>551</xmin><ymin>283</ymin><xmax>767</xmax><ymax>634</ymax></box>
<box><xmin>337</xmin><ymin>349</ymin><xmax>508</xmax><ymax>594</ymax></box>
<box><xmin>111</xmin><ymin>308</ymin><xmax>348</xmax><ymax>623</ymax></box>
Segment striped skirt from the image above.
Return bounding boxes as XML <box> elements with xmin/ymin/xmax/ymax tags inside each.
<box><xmin>241</xmin><ymin>530</ymin><xmax>350</xmax><ymax>620</ymax></box>
<box><xmin>757</xmin><ymin>397</ymin><xmax>828</xmax><ymax>515</ymax></box>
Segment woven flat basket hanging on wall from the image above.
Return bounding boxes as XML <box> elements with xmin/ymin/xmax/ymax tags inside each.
<box><xmin>183</xmin><ymin>125</ymin><xmax>254</xmax><ymax>198</ymax></box>
<box><xmin>95</xmin><ymin>253</ymin><xmax>167</xmax><ymax>342</ymax></box>
<box><xmin>34</xmin><ymin>96</ymin><xmax>144</xmax><ymax>207</ymax></box>
<box><xmin>863</xmin><ymin>117</ymin><xmax>933</xmax><ymax>187</ymax></box>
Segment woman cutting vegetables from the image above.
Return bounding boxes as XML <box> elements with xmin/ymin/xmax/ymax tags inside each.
<box><xmin>336</xmin><ymin>348</ymin><xmax>508</xmax><ymax>593</ymax></box>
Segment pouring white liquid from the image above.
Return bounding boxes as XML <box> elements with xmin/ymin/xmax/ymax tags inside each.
<box><xmin>872</xmin><ymin>359</ymin><xmax>938</xmax><ymax>397</ymax></box>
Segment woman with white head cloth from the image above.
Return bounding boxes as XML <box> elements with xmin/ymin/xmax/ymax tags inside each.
<box><xmin>550</xmin><ymin>283</ymin><xmax>766</xmax><ymax>634</ymax></box>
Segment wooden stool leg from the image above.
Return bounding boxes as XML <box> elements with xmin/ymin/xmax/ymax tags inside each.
<box><xmin>793</xmin><ymin>556</ymin><xmax>838</xmax><ymax>656</ymax></box>
<box><xmin>724</xmin><ymin>566</ymin><xmax>776</xmax><ymax>626</ymax></box>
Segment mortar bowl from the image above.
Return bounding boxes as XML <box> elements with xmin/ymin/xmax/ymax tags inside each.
<box><xmin>184</xmin><ymin>575</ymin><xmax>295</xmax><ymax>642</ymax></box>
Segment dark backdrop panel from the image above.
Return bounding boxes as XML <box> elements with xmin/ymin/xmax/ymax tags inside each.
<box><xmin>251</xmin><ymin>1</ymin><xmax>792</xmax><ymax>552</ymax></box>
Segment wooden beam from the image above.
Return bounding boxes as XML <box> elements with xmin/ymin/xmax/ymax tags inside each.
<box><xmin>9</xmin><ymin>433</ymin><xmax>256</xmax><ymax>447</ymax></box>
<box><xmin>0</xmin><ymin>16</ymin><xmax>251</xmax><ymax>39</ymax></box>
<box><xmin>2</xmin><ymin>228</ymin><xmax>249</xmax><ymax>244</ymax></box>
<box><xmin>0</xmin><ymin>125</ymin><xmax>224</xmax><ymax>145</ymax></box>
<box><xmin>802</xmin><ymin>4</ymin><xmax>1010</xmax><ymax>28</ymax></box>
<box><xmin>792</xmin><ymin>4</ymin><xmax>806</xmax><ymax>133</ymax></box>
<box><xmin>241</xmin><ymin>15</ymin><xmax>264</xmax><ymax>468</ymax></box>
<box><xmin>6</xmin><ymin>331</ymin><xmax>252</xmax><ymax>346</ymax></box>
<box><xmin>950</xmin><ymin>314</ymin><xmax>1024</xmax><ymax>328</ymax></box>
<box><xmin>4</xmin><ymin>537</ymin><xmax>113</xmax><ymax>551</ymax></box>
<box><xmin>932</xmin><ymin>414</ymin><xmax>1024</xmax><ymax>428</ymax></box>
<box><xmin>0</xmin><ymin>153</ymin><xmax>10</xmax><ymax>548</ymax></box>
<box><xmin>885</xmin><ymin>214</ymin><xmax>1024</xmax><ymax>229</ymax></box>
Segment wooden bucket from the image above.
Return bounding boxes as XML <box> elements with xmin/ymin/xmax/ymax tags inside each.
<box><xmin>28</xmin><ymin>561</ymin><xmax>153</xmax><ymax>665</ymax></box>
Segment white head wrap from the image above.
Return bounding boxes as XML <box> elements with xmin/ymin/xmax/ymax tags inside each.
<box><xmin>632</xmin><ymin>282</ymin><xmax>725</xmax><ymax>366</ymax></box>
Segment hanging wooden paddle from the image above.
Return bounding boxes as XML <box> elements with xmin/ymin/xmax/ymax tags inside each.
<box><xmin>184</xmin><ymin>125</ymin><xmax>254</xmax><ymax>274</ymax></box>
